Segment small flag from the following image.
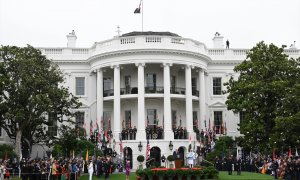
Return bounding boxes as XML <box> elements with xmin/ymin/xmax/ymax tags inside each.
<box><xmin>288</xmin><ymin>147</ymin><xmax>292</xmax><ymax>157</ymax></box>
<box><xmin>119</xmin><ymin>140</ymin><xmax>123</xmax><ymax>158</ymax></box>
<box><xmin>4</xmin><ymin>151</ymin><xmax>8</xmax><ymax>160</ymax></box>
<box><xmin>85</xmin><ymin>149</ymin><xmax>89</xmax><ymax>161</ymax></box>
<box><xmin>224</xmin><ymin>121</ymin><xmax>227</xmax><ymax>135</ymax></box>
<box><xmin>83</xmin><ymin>121</ymin><xmax>86</xmax><ymax>136</ymax></box>
<box><xmin>146</xmin><ymin>138</ymin><xmax>150</xmax><ymax>160</ymax></box>
<box><xmin>90</xmin><ymin>120</ymin><xmax>93</xmax><ymax>137</ymax></box>
<box><xmin>134</xmin><ymin>0</ymin><xmax>142</xmax><ymax>14</ymax></box>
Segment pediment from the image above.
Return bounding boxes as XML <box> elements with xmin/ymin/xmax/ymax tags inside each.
<box><xmin>208</xmin><ymin>101</ymin><xmax>226</xmax><ymax>108</ymax></box>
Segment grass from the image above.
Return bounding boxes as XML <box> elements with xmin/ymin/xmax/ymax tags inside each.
<box><xmin>11</xmin><ymin>171</ymin><xmax>274</xmax><ymax>180</ymax></box>
<box><xmin>218</xmin><ymin>171</ymin><xmax>273</xmax><ymax>180</ymax></box>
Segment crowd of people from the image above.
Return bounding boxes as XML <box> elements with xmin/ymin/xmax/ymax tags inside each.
<box><xmin>0</xmin><ymin>155</ymin><xmax>125</xmax><ymax>180</ymax></box>
<box><xmin>214</xmin><ymin>155</ymin><xmax>300</xmax><ymax>179</ymax></box>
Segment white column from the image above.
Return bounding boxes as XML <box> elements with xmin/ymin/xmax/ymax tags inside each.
<box><xmin>185</xmin><ymin>65</ymin><xmax>193</xmax><ymax>134</ymax></box>
<box><xmin>199</xmin><ymin>68</ymin><xmax>206</xmax><ymax>130</ymax></box>
<box><xmin>113</xmin><ymin>65</ymin><xmax>121</xmax><ymax>137</ymax></box>
<box><xmin>163</xmin><ymin>63</ymin><xmax>173</xmax><ymax>140</ymax></box>
<box><xmin>136</xmin><ymin>63</ymin><xmax>146</xmax><ymax>140</ymax></box>
<box><xmin>96</xmin><ymin>69</ymin><xmax>103</xmax><ymax>130</ymax></box>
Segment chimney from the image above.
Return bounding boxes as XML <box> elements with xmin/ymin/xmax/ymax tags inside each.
<box><xmin>67</xmin><ymin>30</ymin><xmax>77</xmax><ymax>48</ymax></box>
<box><xmin>212</xmin><ymin>32</ymin><xmax>224</xmax><ymax>48</ymax></box>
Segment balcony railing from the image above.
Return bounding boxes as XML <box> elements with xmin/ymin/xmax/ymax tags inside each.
<box><xmin>120</xmin><ymin>87</ymin><xmax>138</xmax><ymax>95</ymax></box>
<box><xmin>192</xmin><ymin>89</ymin><xmax>199</xmax><ymax>97</ymax></box>
<box><xmin>104</xmin><ymin>87</ymin><xmax>199</xmax><ymax>97</ymax></box>
<box><xmin>145</xmin><ymin>86</ymin><xmax>164</xmax><ymax>94</ymax></box>
<box><xmin>103</xmin><ymin>89</ymin><xmax>114</xmax><ymax>97</ymax></box>
<box><xmin>170</xmin><ymin>87</ymin><xmax>186</xmax><ymax>95</ymax></box>
<box><xmin>146</xmin><ymin>127</ymin><xmax>164</xmax><ymax>140</ymax></box>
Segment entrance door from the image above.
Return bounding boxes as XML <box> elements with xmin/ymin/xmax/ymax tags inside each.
<box><xmin>123</xmin><ymin>147</ymin><xmax>133</xmax><ymax>168</ymax></box>
<box><xmin>178</xmin><ymin>147</ymin><xmax>185</xmax><ymax>166</ymax></box>
<box><xmin>149</xmin><ymin>147</ymin><xmax>161</xmax><ymax>167</ymax></box>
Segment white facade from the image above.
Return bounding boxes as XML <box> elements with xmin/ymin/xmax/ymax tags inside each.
<box><xmin>1</xmin><ymin>31</ymin><xmax>299</xmax><ymax>168</ymax></box>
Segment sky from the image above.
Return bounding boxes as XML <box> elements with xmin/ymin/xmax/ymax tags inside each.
<box><xmin>0</xmin><ymin>0</ymin><xmax>300</xmax><ymax>49</ymax></box>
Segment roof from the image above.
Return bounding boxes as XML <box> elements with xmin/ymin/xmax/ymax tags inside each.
<box><xmin>121</xmin><ymin>31</ymin><xmax>180</xmax><ymax>37</ymax></box>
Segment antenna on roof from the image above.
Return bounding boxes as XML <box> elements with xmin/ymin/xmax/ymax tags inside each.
<box><xmin>116</xmin><ymin>25</ymin><xmax>121</xmax><ymax>37</ymax></box>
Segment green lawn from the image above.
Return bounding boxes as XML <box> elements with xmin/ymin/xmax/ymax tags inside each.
<box><xmin>11</xmin><ymin>171</ymin><xmax>273</xmax><ymax>180</ymax></box>
<box><xmin>218</xmin><ymin>171</ymin><xmax>273</xmax><ymax>180</ymax></box>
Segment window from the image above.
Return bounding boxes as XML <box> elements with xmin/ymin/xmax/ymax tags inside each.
<box><xmin>171</xmin><ymin>76</ymin><xmax>176</xmax><ymax>93</ymax></box>
<box><xmin>214</xmin><ymin>111</ymin><xmax>223</xmax><ymax>134</ymax></box>
<box><xmin>103</xmin><ymin>77</ymin><xmax>112</xmax><ymax>91</ymax></box>
<box><xmin>213</xmin><ymin>77</ymin><xmax>222</xmax><ymax>95</ymax></box>
<box><xmin>239</xmin><ymin>111</ymin><xmax>246</xmax><ymax>133</ymax></box>
<box><xmin>125</xmin><ymin>76</ymin><xmax>131</xmax><ymax>94</ymax></box>
<box><xmin>192</xmin><ymin>77</ymin><xmax>198</xmax><ymax>96</ymax></box>
<box><xmin>172</xmin><ymin>110</ymin><xmax>177</xmax><ymax>129</ymax></box>
<box><xmin>103</xmin><ymin>111</ymin><xmax>111</xmax><ymax>131</ymax></box>
<box><xmin>193</xmin><ymin>111</ymin><xmax>198</xmax><ymax>128</ymax></box>
<box><xmin>146</xmin><ymin>74</ymin><xmax>156</xmax><ymax>91</ymax></box>
<box><xmin>75</xmin><ymin>112</ymin><xmax>85</xmax><ymax>128</ymax></box>
<box><xmin>147</xmin><ymin>109</ymin><xmax>157</xmax><ymax>126</ymax></box>
<box><xmin>75</xmin><ymin>77</ymin><xmax>85</xmax><ymax>95</ymax></box>
<box><xmin>125</xmin><ymin>110</ymin><xmax>131</xmax><ymax>128</ymax></box>
<box><xmin>103</xmin><ymin>77</ymin><xmax>112</xmax><ymax>97</ymax></box>
<box><xmin>48</xmin><ymin>113</ymin><xmax>58</xmax><ymax>137</ymax></box>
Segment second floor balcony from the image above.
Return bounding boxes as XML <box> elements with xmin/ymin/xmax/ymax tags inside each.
<box><xmin>103</xmin><ymin>87</ymin><xmax>200</xmax><ymax>97</ymax></box>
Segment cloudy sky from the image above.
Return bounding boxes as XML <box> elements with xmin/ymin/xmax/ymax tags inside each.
<box><xmin>0</xmin><ymin>0</ymin><xmax>299</xmax><ymax>48</ymax></box>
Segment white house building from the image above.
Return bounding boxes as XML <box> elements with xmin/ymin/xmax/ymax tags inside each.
<box><xmin>1</xmin><ymin>31</ymin><xmax>299</xmax><ymax>168</ymax></box>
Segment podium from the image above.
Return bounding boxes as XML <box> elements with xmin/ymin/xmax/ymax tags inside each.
<box><xmin>175</xmin><ymin>159</ymin><xmax>182</xmax><ymax>168</ymax></box>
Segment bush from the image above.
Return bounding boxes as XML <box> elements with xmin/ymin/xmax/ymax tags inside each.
<box><xmin>156</xmin><ymin>170</ymin><xmax>165</xmax><ymax>177</ymax></box>
<box><xmin>144</xmin><ymin>168</ymin><xmax>153</xmax><ymax>178</ymax></box>
<box><xmin>192</xmin><ymin>169</ymin><xmax>203</xmax><ymax>177</ymax></box>
<box><xmin>166</xmin><ymin>169</ymin><xmax>176</xmax><ymax>177</ymax></box>
<box><xmin>137</xmin><ymin>155</ymin><xmax>145</xmax><ymax>163</ymax></box>
<box><xmin>176</xmin><ymin>169</ymin><xmax>185</xmax><ymax>176</ymax></box>
<box><xmin>136</xmin><ymin>169</ymin><xmax>145</xmax><ymax>177</ymax></box>
<box><xmin>167</xmin><ymin>155</ymin><xmax>174</xmax><ymax>162</ymax></box>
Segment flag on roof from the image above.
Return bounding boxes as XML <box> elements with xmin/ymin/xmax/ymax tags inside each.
<box><xmin>134</xmin><ymin>0</ymin><xmax>142</xmax><ymax>14</ymax></box>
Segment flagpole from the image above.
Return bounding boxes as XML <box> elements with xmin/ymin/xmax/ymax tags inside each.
<box><xmin>141</xmin><ymin>0</ymin><xmax>143</xmax><ymax>32</ymax></box>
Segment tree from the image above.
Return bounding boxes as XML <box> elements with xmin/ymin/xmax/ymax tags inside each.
<box><xmin>224</xmin><ymin>42</ymin><xmax>300</xmax><ymax>153</ymax></box>
<box><xmin>0</xmin><ymin>45</ymin><xmax>81</xmax><ymax>159</ymax></box>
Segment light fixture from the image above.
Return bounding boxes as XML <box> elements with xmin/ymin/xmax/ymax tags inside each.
<box><xmin>169</xmin><ymin>141</ymin><xmax>173</xmax><ymax>151</ymax></box>
<box><xmin>138</xmin><ymin>141</ymin><xmax>143</xmax><ymax>152</ymax></box>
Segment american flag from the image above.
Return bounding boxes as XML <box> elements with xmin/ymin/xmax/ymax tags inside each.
<box><xmin>83</xmin><ymin>121</ymin><xmax>86</xmax><ymax>136</ymax></box>
<box><xmin>146</xmin><ymin>139</ymin><xmax>150</xmax><ymax>160</ymax></box>
<box><xmin>90</xmin><ymin>120</ymin><xmax>93</xmax><ymax>137</ymax></box>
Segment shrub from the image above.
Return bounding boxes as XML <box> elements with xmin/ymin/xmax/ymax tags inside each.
<box><xmin>144</xmin><ymin>168</ymin><xmax>153</xmax><ymax>178</ymax></box>
<box><xmin>167</xmin><ymin>155</ymin><xmax>174</xmax><ymax>162</ymax></box>
<box><xmin>136</xmin><ymin>169</ymin><xmax>145</xmax><ymax>177</ymax></box>
<box><xmin>156</xmin><ymin>170</ymin><xmax>165</xmax><ymax>177</ymax></box>
<box><xmin>192</xmin><ymin>169</ymin><xmax>203</xmax><ymax>177</ymax></box>
<box><xmin>137</xmin><ymin>155</ymin><xmax>145</xmax><ymax>163</ymax></box>
<box><xmin>176</xmin><ymin>169</ymin><xmax>185</xmax><ymax>176</ymax></box>
<box><xmin>166</xmin><ymin>169</ymin><xmax>176</xmax><ymax>177</ymax></box>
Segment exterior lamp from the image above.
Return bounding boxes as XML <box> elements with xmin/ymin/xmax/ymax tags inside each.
<box><xmin>138</xmin><ymin>141</ymin><xmax>143</xmax><ymax>152</ymax></box>
<box><xmin>169</xmin><ymin>141</ymin><xmax>173</xmax><ymax>151</ymax></box>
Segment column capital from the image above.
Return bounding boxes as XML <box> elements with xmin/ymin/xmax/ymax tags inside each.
<box><xmin>110</xmin><ymin>64</ymin><xmax>120</xmax><ymax>69</ymax></box>
<box><xmin>135</xmin><ymin>63</ymin><xmax>145</xmax><ymax>67</ymax></box>
<box><xmin>183</xmin><ymin>64</ymin><xmax>194</xmax><ymax>69</ymax></box>
<box><xmin>96</xmin><ymin>68</ymin><xmax>103</xmax><ymax>72</ymax></box>
<box><xmin>162</xmin><ymin>62</ymin><xmax>173</xmax><ymax>67</ymax></box>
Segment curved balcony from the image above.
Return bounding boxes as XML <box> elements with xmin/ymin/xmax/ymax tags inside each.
<box><xmin>103</xmin><ymin>87</ymin><xmax>199</xmax><ymax>98</ymax></box>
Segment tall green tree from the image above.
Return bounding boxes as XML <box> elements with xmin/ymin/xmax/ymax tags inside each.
<box><xmin>0</xmin><ymin>45</ymin><xmax>81</xmax><ymax>159</ymax></box>
<box><xmin>224</xmin><ymin>42</ymin><xmax>300</xmax><ymax>153</ymax></box>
